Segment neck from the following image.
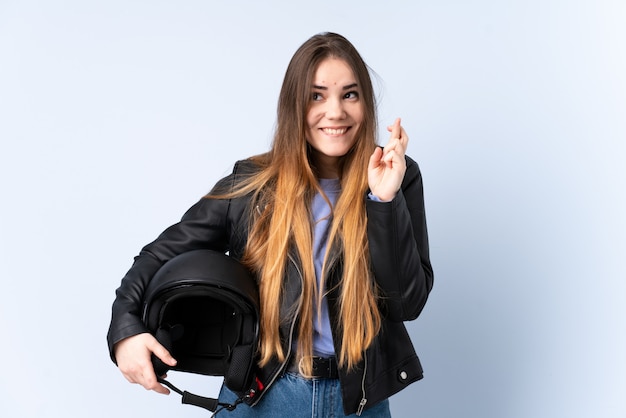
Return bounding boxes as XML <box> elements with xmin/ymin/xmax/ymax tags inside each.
<box><xmin>311</xmin><ymin>153</ymin><xmax>340</xmax><ymax>179</ymax></box>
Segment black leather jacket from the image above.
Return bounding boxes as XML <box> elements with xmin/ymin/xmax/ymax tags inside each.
<box><xmin>107</xmin><ymin>156</ymin><xmax>433</xmax><ymax>415</ymax></box>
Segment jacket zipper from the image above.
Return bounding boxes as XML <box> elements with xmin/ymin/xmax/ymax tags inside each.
<box><xmin>356</xmin><ymin>351</ymin><xmax>368</xmax><ymax>416</ymax></box>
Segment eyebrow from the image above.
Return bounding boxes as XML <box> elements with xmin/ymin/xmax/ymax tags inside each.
<box><xmin>312</xmin><ymin>83</ymin><xmax>359</xmax><ymax>90</ymax></box>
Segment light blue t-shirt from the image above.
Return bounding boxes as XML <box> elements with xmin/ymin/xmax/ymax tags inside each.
<box><xmin>310</xmin><ymin>178</ymin><xmax>341</xmax><ymax>356</ymax></box>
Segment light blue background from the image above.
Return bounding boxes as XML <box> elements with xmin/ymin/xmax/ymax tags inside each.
<box><xmin>1</xmin><ymin>1</ymin><xmax>624</xmax><ymax>417</ymax></box>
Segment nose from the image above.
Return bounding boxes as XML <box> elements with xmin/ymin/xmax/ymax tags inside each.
<box><xmin>325</xmin><ymin>97</ymin><xmax>346</xmax><ymax>120</ymax></box>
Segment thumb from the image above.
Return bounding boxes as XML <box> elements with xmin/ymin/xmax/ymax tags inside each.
<box><xmin>149</xmin><ymin>338</ymin><xmax>177</xmax><ymax>367</ymax></box>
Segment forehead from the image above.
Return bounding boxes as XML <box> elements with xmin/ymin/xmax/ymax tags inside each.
<box><xmin>312</xmin><ymin>57</ymin><xmax>357</xmax><ymax>85</ymax></box>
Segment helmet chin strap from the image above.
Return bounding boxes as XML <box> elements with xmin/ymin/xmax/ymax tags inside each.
<box><xmin>157</xmin><ymin>376</ymin><xmax>249</xmax><ymax>415</ymax></box>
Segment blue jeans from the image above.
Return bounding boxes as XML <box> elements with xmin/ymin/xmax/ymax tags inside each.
<box><xmin>215</xmin><ymin>372</ymin><xmax>392</xmax><ymax>417</ymax></box>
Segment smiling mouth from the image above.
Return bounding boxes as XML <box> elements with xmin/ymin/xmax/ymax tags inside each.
<box><xmin>321</xmin><ymin>127</ymin><xmax>349</xmax><ymax>135</ymax></box>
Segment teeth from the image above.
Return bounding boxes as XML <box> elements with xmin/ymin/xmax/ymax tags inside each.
<box><xmin>322</xmin><ymin>128</ymin><xmax>347</xmax><ymax>135</ymax></box>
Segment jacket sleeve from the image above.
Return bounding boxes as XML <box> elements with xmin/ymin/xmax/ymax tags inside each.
<box><xmin>366</xmin><ymin>156</ymin><xmax>434</xmax><ymax>322</ymax></box>
<box><xmin>106</xmin><ymin>165</ymin><xmax>240</xmax><ymax>363</ymax></box>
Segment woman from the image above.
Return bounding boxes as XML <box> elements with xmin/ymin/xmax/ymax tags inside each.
<box><xmin>108</xmin><ymin>32</ymin><xmax>433</xmax><ymax>417</ymax></box>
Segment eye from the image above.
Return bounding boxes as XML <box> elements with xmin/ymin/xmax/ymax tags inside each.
<box><xmin>312</xmin><ymin>92</ymin><xmax>323</xmax><ymax>101</ymax></box>
<box><xmin>344</xmin><ymin>91</ymin><xmax>359</xmax><ymax>100</ymax></box>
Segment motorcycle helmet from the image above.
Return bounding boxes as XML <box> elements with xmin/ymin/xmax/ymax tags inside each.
<box><xmin>141</xmin><ymin>249</ymin><xmax>259</xmax><ymax>409</ymax></box>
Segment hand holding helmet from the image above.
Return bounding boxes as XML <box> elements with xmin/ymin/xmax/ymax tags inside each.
<box><xmin>111</xmin><ymin>249</ymin><xmax>261</xmax><ymax>412</ymax></box>
<box><xmin>114</xmin><ymin>332</ymin><xmax>177</xmax><ymax>394</ymax></box>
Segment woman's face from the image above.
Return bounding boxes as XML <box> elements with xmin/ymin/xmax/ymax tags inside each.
<box><xmin>306</xmin><ymin>57</ymin><xmax>364</xmax><ymax>178</ymax></box>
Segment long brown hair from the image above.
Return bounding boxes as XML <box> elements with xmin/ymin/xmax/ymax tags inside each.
<box><xmin>213</xmin><ymin>33</ymin><xmax>381</xmax><ymax>373</ymax></box>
